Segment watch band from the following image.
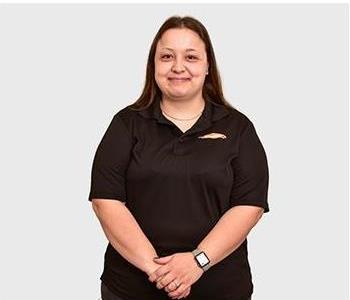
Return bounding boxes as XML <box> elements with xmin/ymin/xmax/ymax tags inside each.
<box><xmin>192</xmin><ymin>248</ymin><xmax>211</xmax><ymax>271</ymax></box>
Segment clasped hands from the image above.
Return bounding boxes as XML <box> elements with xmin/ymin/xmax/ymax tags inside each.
<box><xmin>147</xmin><ymin>252</ymin><xmax>204</xmax><ymax>299</ymax></box>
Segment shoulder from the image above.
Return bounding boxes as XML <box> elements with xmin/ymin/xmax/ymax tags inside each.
<box><xmin>110</xmin><ymin>104</ymin><xmax>142</xmax><ymax>129</ymax></box>
<box><xmin>224</xmin><ymin>107</ymin><xmax>267</xmax><ymax>149</ymax></box>
<box><xmin>223</xmin><ymin>105</ymin><xmax>254</xmax><ymax>133</ymax></box>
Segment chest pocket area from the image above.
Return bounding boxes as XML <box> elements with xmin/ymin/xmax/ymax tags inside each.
<box><xmin>194</xmin><ymin>135</ymin><xmax>228</xmax><ymax>151</ymax></box>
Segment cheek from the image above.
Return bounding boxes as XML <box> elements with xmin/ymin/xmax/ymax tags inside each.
<box><xmin>155</xmin><ymin>62</ymin><xmax>171</xmax><ymax>74</ymax></box>
<box><xmin>154</xmin><ymin>71</ymin><xmax>170</xmax><ymax>89</ymax></box>
<box><xmin>188</xmin><ymin>65</ymin><xmax>207</xmax><ymax>76</ymax></box>
<box><xmin>190</xmin><ymin>72</ymin><xmax>206</xmax><ymax>82</ymax></box>
<box><xmin>154</xmin><ymin>69</ymin><xmax>168</xmax><ymax>84</ymax></box>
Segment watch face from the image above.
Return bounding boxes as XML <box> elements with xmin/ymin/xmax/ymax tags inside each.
<box><xmin>197</xmin><ymin>252</ymin><xmax>209</xmax><ymax>266</ymax></box>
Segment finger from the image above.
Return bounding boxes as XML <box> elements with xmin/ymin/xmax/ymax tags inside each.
<box><xmin>183</xmin><ymin>287</ymin><xmax>191</xmax><ymax>298</ymax></box>
<box><xmin>181</xmin><ymin>286</ymin><xmax>191</xmax><ymax>299</ymax></box>
<box><xmin>174</xmin><ymin>286</ymin><xmax>190</xmax><ymax>299</ymax></box>
<box><xmin>148</xmin><ymin>271</ymin><xmax>161</xmax><ymax>283</ymax></box>
<box><xmin>148</xmin><ymin>267</ymin><xmax>169</xmax><ymax>283</ymax></box>
<box><xmin>168</xmin><ymin>283</ymin><xmax>187</xmax><ymax>299</ymax></box>
<box><xmin>164</xmin><ymin>280</ymin><xmax>178</xmax><ymax>292</ymax></box>
<box><xmin>156</xmin><ymin>274</ymin><xmax>173</xmax><ymax>290</ymax></box>
<box><xmin>153</xmin><ymin>255</ymin><xmax>173</xmax><ymax>264</ymax></box>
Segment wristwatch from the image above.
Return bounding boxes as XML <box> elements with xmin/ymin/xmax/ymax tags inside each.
<box><xmin>192</xmin><ymin>248</ymin><xmax>211</xmax><ymax>272</ymax></box>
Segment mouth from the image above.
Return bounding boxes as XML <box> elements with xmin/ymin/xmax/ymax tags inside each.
<box><xmin>168</xmin><ymin>77</ymin><xmax>191</xmax><ymax>82</ymax></box>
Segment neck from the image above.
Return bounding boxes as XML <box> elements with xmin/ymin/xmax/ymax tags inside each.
<box><xmin>160</xmin><ymin>96</ymin><xmax>205</xmax><ymax>119</ymax></box>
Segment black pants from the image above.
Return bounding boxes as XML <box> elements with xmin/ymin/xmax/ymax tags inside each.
<box><xmin>100</xmin><ymin>281</ymin><xmax>252</xmax><ymax>300</ymax></box>
<box><xmin>101</xmin><ymin>282</ymin><xmax>125</xmax><ymax>300</ymax></box>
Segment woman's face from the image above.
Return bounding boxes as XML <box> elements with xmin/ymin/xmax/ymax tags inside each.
<box><xmin>154</xmin><ymin>28</ymin><xmax>209</xmax><ymax>101</ymax></box>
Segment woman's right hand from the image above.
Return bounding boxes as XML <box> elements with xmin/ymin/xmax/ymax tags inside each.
<box><xmin>146</xmin><ymin>261</ymin><xmax>191</xmax><ymax>299</ymax></box>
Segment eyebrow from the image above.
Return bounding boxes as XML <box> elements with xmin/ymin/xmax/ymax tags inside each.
<box><xmin>161</xmin><ymin>47</ymin><xmax>199</xmax><ymax>52</ymax></box>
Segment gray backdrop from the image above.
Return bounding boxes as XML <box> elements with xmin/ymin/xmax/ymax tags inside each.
<box><xmin>0</xmin><ymin>3</ymin><xmax>348</xmax><ymax>300</ymax></box>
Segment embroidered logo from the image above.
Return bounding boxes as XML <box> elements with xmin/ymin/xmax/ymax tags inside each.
<box><xmin>198</xmin><ymin>132</ymin><xmax>227</xmax><ymax>139</ymax></box>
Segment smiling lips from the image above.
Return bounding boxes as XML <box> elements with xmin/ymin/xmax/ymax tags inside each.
<box><xmin>168</xmin><ymin>77</ymin><xmax>191</xmax><ymax>82</ymax></box>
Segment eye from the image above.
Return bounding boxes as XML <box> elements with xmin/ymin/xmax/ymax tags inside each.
<box><xmin>160</xmin><ymin>54</ymin><xmax>198</xmax><ymax>60</ymax></box>
<box><xmin>161</xmin><ymin>54</ymin><xmax>172</xmax><ymax>59</ymax></box>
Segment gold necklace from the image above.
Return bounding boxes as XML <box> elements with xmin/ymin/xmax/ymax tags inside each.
<box><xmin>160</xmin><ymin>102</ymin><xmax>204</xmax><ymax>121</ymax></box>
<box><xmin>161</xmin><ymin>109</ymin><xmax>203</xmax><ymax>121</ymax></box>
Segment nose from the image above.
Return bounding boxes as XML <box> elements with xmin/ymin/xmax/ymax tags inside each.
<box><xmin>171</xmin><ymin>58</ymin><xmax>186</xmax><ymax>73</ymax></box>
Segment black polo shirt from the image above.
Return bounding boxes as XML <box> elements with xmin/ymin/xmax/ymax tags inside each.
<box><xmin>88</xmin><ymin>95</ymin><xmax>269</xmax><ymax>300</ymax></box>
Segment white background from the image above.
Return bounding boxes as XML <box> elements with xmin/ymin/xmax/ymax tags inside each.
<box><xmin>0</xmin><ymin>4</ymin><xmax>348</xmax><ymax>300</ymax></box>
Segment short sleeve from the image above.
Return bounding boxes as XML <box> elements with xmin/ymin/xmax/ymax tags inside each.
<box><xmin>88</xmin><ymin>114</ymin><xmax>132</xmax><ymax>202</ymax></box>
<box><xmin>229</xmin><ymin>120</ymin><xmax>270</xmax><ymax>213</ymax></box>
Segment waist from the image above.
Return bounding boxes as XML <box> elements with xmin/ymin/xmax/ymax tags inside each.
<box><xmin>102</xmin><ymin>242</ymin><xmax>253</xmax><ymax>300</ymax></box>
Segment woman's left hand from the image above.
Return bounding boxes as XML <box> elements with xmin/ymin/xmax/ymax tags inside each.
<box><xmin>148</xmin><ymin>252</ymin><xmax>204</xmax><ymax>299</ymax></box>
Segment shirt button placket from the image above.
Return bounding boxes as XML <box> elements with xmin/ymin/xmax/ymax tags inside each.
<box><xmin>173</xmin><ymin>136</ymin><xmax>185</xmax><ymax>155</ymax></box>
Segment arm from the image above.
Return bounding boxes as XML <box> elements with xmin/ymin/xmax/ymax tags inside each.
<box><xmin>147</xmin><ymin>205</ymin><xmax>264</xmax><ymax>299</ymax></box>
<box><xmin>196</xmin><ymin>205</ymin><xmax>264</xmax><ymax>267</ymax></box>
<box><xmin>88</xmin><ymin>115</ymin><xmax>160</xmax><ymax>276</ymax></box>
<box><xmin>92</xmin><ymin>199</ymin><xmax>192</xmax><ymax>298</ymax></box>
<box><xmin>91</xmin><ymin>198</ymin><xmax>160</xmax><ymax>276</ymax></box>
<box><xmin>197</xmin><ymin>120</ymin><xmax>270</xmax><ymax>267</ymax></box>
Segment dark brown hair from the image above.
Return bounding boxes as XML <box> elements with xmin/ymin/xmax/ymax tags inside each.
<box><xmin>128</xmin><ymin>15</ymin><xmax>235</xmax><ymax>111</ymax></box>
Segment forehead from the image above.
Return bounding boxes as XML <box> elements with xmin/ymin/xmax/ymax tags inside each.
<box><xmin>157</xmin><ymin>28</ymin><xmax>206</xmax><ymax>52</ymax></box>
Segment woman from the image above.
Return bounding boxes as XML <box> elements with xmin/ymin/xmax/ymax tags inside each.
<box><xmin>88</xmin><ymin>15</ymin><xmax>269</xmax><ymax>300</ymax></box>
